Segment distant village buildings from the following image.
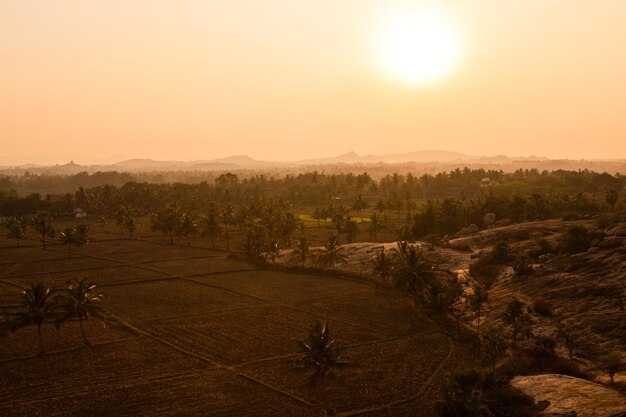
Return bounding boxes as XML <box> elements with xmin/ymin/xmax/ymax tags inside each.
<box><xmin>74</xmin><ymin>208</ymin><xmax>87</xmax><ymax>219</ymax></box>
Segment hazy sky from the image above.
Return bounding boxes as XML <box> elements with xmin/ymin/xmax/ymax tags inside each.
<box><xmin>2</xmin><ymin>1</ymin><xmax>625</xmax><ymax>164</ymax></box>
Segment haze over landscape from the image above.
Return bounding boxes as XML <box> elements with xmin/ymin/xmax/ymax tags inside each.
<box><xmin>2</xmin><ymin>0</ymin><xmax>626</xmax><ymax>165</ymax></box>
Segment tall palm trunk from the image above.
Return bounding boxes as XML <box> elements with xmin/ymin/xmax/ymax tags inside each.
<box><xmin>79</xmin><ymin>316</ymin><xmax>90</xmax><ymax>345</ymax></box>
<box><xmin>37</xmin><ymin>322</ymin><xmax>44</xmax><ymax>354</ymax></box>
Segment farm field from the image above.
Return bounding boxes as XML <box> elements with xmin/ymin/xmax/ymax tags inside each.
<box><xmin>0</xmin><ymin>235</ymin><xmax>471</xmax><ymax>416</ymax></box>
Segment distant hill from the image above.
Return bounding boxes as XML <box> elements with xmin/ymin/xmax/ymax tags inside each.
<box><xmin>297</xmin><ymin>150</ymin><xmax>473</xmax><ymax>165</ymax></box>
<box><xmin>1</xmin><ymin>150</ymin><xmax>624</xmax><ymax>176</ymax></box>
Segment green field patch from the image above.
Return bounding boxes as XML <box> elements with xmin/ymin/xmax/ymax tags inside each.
<box><xmin>297</xmin><ymin>213</ymin><xmax>371</xmax><ymax>224</ymax></box>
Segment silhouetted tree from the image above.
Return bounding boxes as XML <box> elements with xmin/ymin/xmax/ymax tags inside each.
<box><xmin>352</xmin><ymin>195</ymin><xmax>368</xmax><ymax>221</ymax></box>
<box><xmin>11</xmin><ymin>282</ymin><xmax>55</xmax><ymax>354</ymax></box>
<box><xmin>317</xmin><ymin>235</ymin><xmax>346</xmax><ymax>269</ymax></box>
<box><xmin>480</xmin><ymin>323</ymin><xmax>508</xmax><ymax>371</ymax></box>
<box><xmin>290</xmin><ymin>237</ymin><xmax>311</xmax><ymax>267</ymax></box>
<box><xmin>599</xmin><ymin>352</ymin><xmax>623</xmax><ymax>385</ymax></box>
<box><xmin>150</xmin><ymin>206</ymin><xmax>182</xmax><ymax>245</ymax></box>
<box><xmin>5</xmin><ymin>216</ymin><xmax>27</xmax><ymax>246</ymax></box>
<box><xmin>502</xmin><ymin>297</ymin><xmax>532</xmax><ymax>347</ymax></box>
<box><xmin>54</xmin><ymin>279</ymin><xmax>106</xmax><ymax>345</ymax></box>
<box><xmin>371</xmin><ymin>248</ymin><xmax>392</xmax><ymax>284</ymax></box>
<box><xmin>32</xmin><ymin>213</ymin><xmax>54</xmax><ymax>249</ymax></box>
<box><xmin>290</xmin><ymin>321</ymin><xmax>353</xmax><ymax>389</ymax></box>
<box><xmin>469</xmin><ymin>283</ymin><xmax>488</xmax><ymax>342</ymax></box>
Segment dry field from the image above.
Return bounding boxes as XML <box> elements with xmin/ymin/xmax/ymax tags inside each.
<box><xmin>0</xmin><ymin>234</ymin><xmax>466</xmax><ymax>416</ymax></box>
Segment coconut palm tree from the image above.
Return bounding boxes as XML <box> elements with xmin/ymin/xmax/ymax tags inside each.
<box><xmin>352</xmin><ymin>195</ymin><xmax>368</xmax><ymax>221</ymax></box>
<box><xmin>73</xmin><ymin>223</ymin><xmax>92</xmax><ymax>248</ymax></box>
<box><xmin>371</xmin><ymin>248</ymin><xmax>392</xmax><ymax>284</ymax></box>
<box><xmin>368</xmin><ymin>213</ymin><xmax>383</xmax><ymax>241</ymax></box>
<box><xmin>344</xmin><ymin>216</ymin><xmax>358</xmax><ymax>243</ymax></box>
<box><xmin>5</xmin><ymin>217</ymin><xmax>27</xmax><ymax>246</ymax></box>
<box><xmin>317</xmin><ymin>235</ymin><xmax>347</xmax><ymax>269</ymax></box>
<box><xmin>391</xmin><ymin>241</ymin><xmax>434</xmax><ymax>289</ymax></box>
<box><xmin>54</xmin><ymin>279</ymin><xmax>106</xmax><ymax>345</ymax></box>
<box><xmin>31</xmin><ymin>213</ymin><xmax>55</xmax><ymax>249</ymax></box>
<box><xmin>290</xmin><ymin>237</ymin><xmax>311</xmax><ymax>267</ymax></box>
<box><xmin>290</xmin><ymin>321</ymin><xmax>353</xmax><ymax>389</ymax></box>
<box><xmin>200</xmin><ymin>206</ymin><xmax>222</xmax><ymax>249</ymax></box>
<box><xmin>58</xmin><ymin>227</ymin><xmax>77</xmax><ymax>258</ymax></box>
<box><xmin>12</xmin><ymin>282</ymin><xmax>55</xmax><ymax>354</ymax></box>
<box><xmin>266</xmin><ymin>240</ymin><xmax>280</xmax><ymax>265</ymax></box>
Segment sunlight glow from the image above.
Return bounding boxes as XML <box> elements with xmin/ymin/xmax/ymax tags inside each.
<box><xmin>374</xmin><ymin>9</ymin><xmax>461</xmax><ymax>86</ymax></box>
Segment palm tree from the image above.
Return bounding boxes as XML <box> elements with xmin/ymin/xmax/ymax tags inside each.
<box><xmin>200</xmin><ymin>207</ymin><xmax>222</xmax><ymax>249</ymax></box>
<box><xmin>345</xmin><ymin>216</ymin><xmax>358</xmax><ymax>243</ymax></box>
<box><xmin>290</xmin><ymin>321</ymin><xmax>353</xmax><ymax>389</ymax></box>
<box><xmin>6</xmin><ymin>217</ymin><xmax>26</xmax><ymax>246</ymax></box>
<box><xmin>391</xmin><ymin>241</ymin><xmax>434</xmax><ymax>289</ymax></box>
<box><xmin>290</xmin><ymin>237</ymin><xmax>311</xmax><ymax>266</ymax></box>
<box><xmin>266</xmin><ymin>240</ymin><xmax>280</xmax><ymax>265</ymax></box>
<box><xmin>32</xmin><ymin>213</ymin><xmax>54</xmax><ymax>249</ymax></box>
<box><xmin>469</xmin><ymin>283</ymin><xmax>488</xmax><ymax>341</ymax></box>
<box><xmin>58</xmin><ymin>228</ymin><xmax>77</xmax><ymax>258</ymax></box>
<box><xmin>73</xmin><ymin>223</ymin><xmax>92</xmax><ymax>249</ymax></box>
<box><xmin>12</xmin><ymin>282</ymin><xmax>55</xmax><ymax>354</ymax></box>
<box><xmin>371</xmin><ymin>248</ymin><xmax>392</xmax><ymax>284</ymax></box>
<box><xmin>317</xmin><ymin>235</ymin><xmax>347</xmax><ymax>269</ymax></box>
<box><xmin>54</xmin><ymin>279</ymin><xmax>106</xmax><ymax>345</ymax></box>
<box><xmin>368</xmin><ymin>213</ymin><xmax>382</xmax><ymax>241</ymax></box>
<box><xmin>312</xmin><ymin>207</ymin><xmax>324</xmax><ymax>227</ymax></box>
<box><xmin>352</xmin><ymin>195</ymin><xmax>368</xmax><ymax>221</ymax></box>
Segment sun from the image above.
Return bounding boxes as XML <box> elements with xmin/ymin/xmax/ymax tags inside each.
<box><xmin>374</xmin><ymin>9</ymin><xmax>461</xmax><ymax>86</ymax></box>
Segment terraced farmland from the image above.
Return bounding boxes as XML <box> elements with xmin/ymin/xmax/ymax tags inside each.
<box><xmin>0</xmin><ymin>237</ymin><xmax>470</xmax><ymax>416</ymax></box>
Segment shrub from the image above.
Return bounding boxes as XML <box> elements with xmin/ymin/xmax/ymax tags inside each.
<box><xmin>560</xmin><ymin>225</ymin><xmax>592</xmax><ymax>254</ymax></box>
<box><xmin>599</xmin><ymin>352</ymin><xmax>623</xmax><ymax>385</ymax></box>
<box><xmin>533</xmin><ymin>300</ymin><xmax>554</xmax><ymax>317</ymax></box>
<box><xmin>469</xmin><ymin>256</ymin><xmax>500</xmax><ymax>289</ymax></box>
<box><xmin>436</xmin><ymin>368</ymin><xmax>542</xmax><ymax>417</ymax></box>
<box><xmin>512</xmin><ymin>252</ymin><xmax>533</xmax><ymax>277</ymax></box>
<box><xmin>533</xmin><ymin>336</ymin><xmax>557</xmax><ymax>356</ymax></box>
<box><xmin>491</xmin><ymin>241</ymin><xmax>511</xmax><ymax>263</ymax></box>
<box><xmin>500</xmin><ymin>349</ymin><xmax>586</xmax><ymax>380</ymax></box>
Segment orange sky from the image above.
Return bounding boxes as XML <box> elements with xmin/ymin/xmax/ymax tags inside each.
<box><xmin>1</xmin><ymin>1</ymin><xmax>625</xmax><ymax>164</ymax></box>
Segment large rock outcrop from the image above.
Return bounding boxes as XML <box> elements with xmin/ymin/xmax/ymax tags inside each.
<box><xmin>511</xmin><ymin>374</ymin><xmax>626</xmax><ymax>417</ymax></box>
